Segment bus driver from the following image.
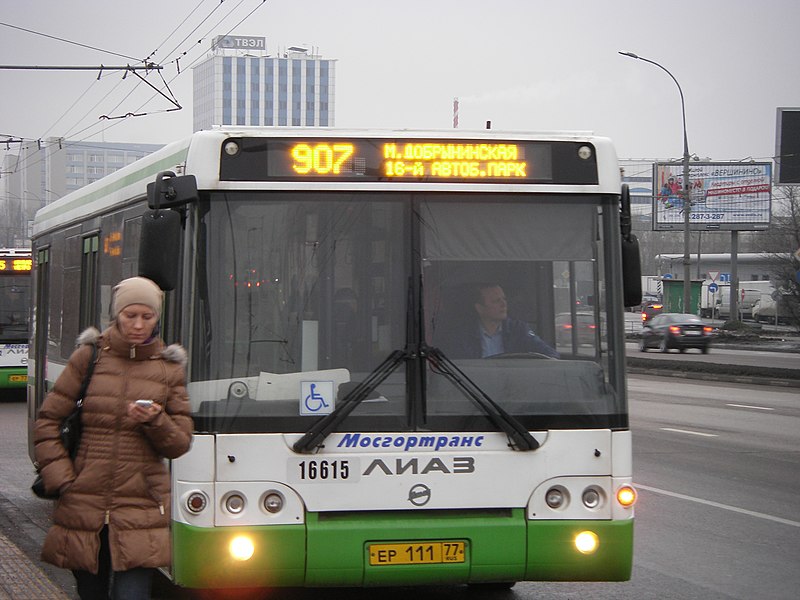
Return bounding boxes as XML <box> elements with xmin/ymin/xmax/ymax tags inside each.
<box><xmin>448</xmin><ymin>283</ymin><xmax>559</xmax><ymax>359</ymax></box>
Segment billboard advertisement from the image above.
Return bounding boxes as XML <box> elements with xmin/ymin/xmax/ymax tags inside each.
<box><xmin>652</xmin><ymin>162</ymin><xmax>771</xmax><ymax>231</ymax></box>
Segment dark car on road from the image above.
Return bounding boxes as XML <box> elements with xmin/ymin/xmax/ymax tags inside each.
<box><xmin>556</xmin><ymin>312</ymin><xmax>603</xmax><ymax>347</ymax></box>
<box><xmin>639</xmin><ymin>313</ymin><xmax>713</xmax><ymax>354</ymax></box>
<box><xmin>641</xmin><ymin>302</ymin><xmax>664</xmax><ymax>323</ymax></box>
<box><xmin>639</xmin><ymin>294</ymin><xmax>660</xmax><ymax>309</ymax></box>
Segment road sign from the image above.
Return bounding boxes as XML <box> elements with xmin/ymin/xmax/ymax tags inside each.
<box><xmin>708</xmin><ymin>270</ymin><xmax>719</xmax><ymax>282</ymax></box>
<box><xmin>662</xmin><ymin>273</ymin><xmax>673</xmax><ymax>279</ymax></box>
<box><xmin>708</xmin><ymin>283</ymin><xmax>719</xmax><ymax>293</ymax></box>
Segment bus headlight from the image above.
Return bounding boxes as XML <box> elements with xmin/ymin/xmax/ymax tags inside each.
<box><xmin>264</xmin><ymin>491</ymin><xmax>284</xmax><ymax>514</ymax></box>
<box><xmin>224</xmin><ymin>493</ymin><xmax>246</xmax><ymax>514</ymax></box>
<box><xmin>574</xmin><ymin>530</ymin><xmax>599</xmax><ymax>554</ymax></box>
<box><xmin>616</xmin><ymin>485</ymin><xmax>637</xmax><ymax>507</ymax></box>
<box><xmin>229</xmin><ymin>535</ymin><xmax>255</xmax><ymax>561</ymax></box>
<box><xmin>186</xmin><ymin>491</ymin><xmax>208</xmax><ymax>514</ymax></box>
<box><xmin>581</xmin><ymin>487</ymin><xmax>603</xmax><ymax>509</ymax></box>
<box><xmin>545</xmin><ymin>486</ymin><xmax>568</xmax><ymax>509</ymax></box>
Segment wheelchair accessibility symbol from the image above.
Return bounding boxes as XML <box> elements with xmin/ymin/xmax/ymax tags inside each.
<box><xmin>300</xmin><ymin>381</ymin><xmax>335</xmax><ymax>415</ymax></box>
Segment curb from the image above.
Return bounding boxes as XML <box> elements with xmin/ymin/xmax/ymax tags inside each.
<box><xmin>626</xmin><ymin>355</ymin><xmax>800</xmax><ymax>387</ymax></box>
<box><xmin>626</xmin><ymin>366</ymin><xmax>800</xmax><ymax>388</ymax></box>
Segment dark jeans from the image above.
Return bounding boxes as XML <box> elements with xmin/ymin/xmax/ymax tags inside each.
<box><xmin>72</xmin><ymin>526</ymin><xmax>154</xmax><ymax>600</ymax></box>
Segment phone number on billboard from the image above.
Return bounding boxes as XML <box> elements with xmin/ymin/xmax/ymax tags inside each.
<box><xmin>690</xmin><ymin>213</ymin><xmax>724</xmax><ymax>220</ymax></box>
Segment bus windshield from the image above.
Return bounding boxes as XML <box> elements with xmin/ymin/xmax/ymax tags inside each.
<box><xmin>188</xmin><ymin>191</ymin><xmax>624</xmax><ymax>434</ymax></box>
<box><xmin>0</xmin><ymin>269</ymin><xmax>31</xmax><ymax>342</ymax></box>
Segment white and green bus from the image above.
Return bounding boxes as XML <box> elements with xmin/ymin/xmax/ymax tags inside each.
<box><xmin>29</xmin><ymin>128</ymin><xmax>640</xmax><ymax>591</ymax></box>
<box><xmin>0</xmin><ymin>247</ymin><xmax>32</xmax><ymax>394</ymax></box>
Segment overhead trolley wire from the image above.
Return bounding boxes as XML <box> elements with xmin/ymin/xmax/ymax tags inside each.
<box><xmin>80</xmin><ymin>0</ymin><xmax>259</xmax><ymax>123</ymax></box>
<box><xmin>3</xmin><ymin>0</ymin><xmax>270</xmax><ymax>172</ymax></box>
<box><xmin>147</xmin><ymin>0</ymin><xmax>229</xmax><ymax>70</ymax></box>
<box><xmin>0</xmin><ymin>21</ymin><xmax>142</xmax><ymax>62</ymax></box>
<box><xmin>117</xmin><ymin>0</ymin><xmax>270</xmax><ymax>120</ymax></box>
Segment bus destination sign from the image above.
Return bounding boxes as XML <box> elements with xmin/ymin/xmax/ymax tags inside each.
<box><xmin>0</xmin><ymin>258</ymin><xmax>32</xmax><ymax>272</ymax></box>
<box><xmin>220</xmin><ymin>138</ymin><xmax>599</xmax><ymax>185</ymax></box>
<box><xmin>294</xmin><ymin>141</ymin><xmax>529</xmax><ymax>178</ymax></box>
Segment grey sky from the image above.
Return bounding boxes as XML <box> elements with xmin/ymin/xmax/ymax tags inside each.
<box><xmin>1</xmin><ymin>0</ymin><xmax>798</xmax><ymax>163</ymax></box>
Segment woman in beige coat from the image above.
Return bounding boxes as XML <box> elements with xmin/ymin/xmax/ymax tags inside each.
<box><xmin>33</xmin><ymin>276</ymin><xmax>193</xmax><ymax>600</ymax></box>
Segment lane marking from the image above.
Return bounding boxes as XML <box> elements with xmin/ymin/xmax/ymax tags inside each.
<box><xmin>726</xmin><ymin>403</ymin><xmax>774</xmax><ymax>411</ymax></box>
<box><xmin>660</xmin><ymin>427</ymin><xmax>718</xmax><ymax>437</ymax></box>
<box><xmin>635</xmin><ymin>484</ymin><xmax>800</xmax><ymax>528</ymax></box>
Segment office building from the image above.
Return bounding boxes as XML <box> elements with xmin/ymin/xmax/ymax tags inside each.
<box><xmin>192</xmin><ymin>35</ymin><xmax>336</xmax><ymax>131</ymax></box>
<box><xmin>0</xmin><ymin>139</ymin><xmax>162</xmax><ymax>247</ymax></box>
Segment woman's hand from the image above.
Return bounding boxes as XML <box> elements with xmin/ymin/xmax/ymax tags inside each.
<box><xmin>127</xmin><ymin>400</ymin><xmax>162</xmax><ymax>424</ymax></box>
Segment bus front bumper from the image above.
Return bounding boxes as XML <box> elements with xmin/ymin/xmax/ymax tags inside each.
<box><xmin>171</xmin><ymin>510</ymin><xmax>633</xmax><ymax>589</ymax></box>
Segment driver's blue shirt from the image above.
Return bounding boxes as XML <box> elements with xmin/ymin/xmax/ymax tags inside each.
<box><xmin>480</xmin><ymin>324</ymin><xmax>505</xmax><ymax>357</ymax></box>
<box><xmin>449</xmin><ymin>317</ymin><xmax>559</xmax><ymax>359</ymax></box>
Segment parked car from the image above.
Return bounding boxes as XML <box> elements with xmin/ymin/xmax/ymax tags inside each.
<box><xmin>641</xmin><ymin>303</ymin><xmax>664</xmax><ymax>323</ymax></box>
<box><xmin>639</xmin><ymin>313</ymin><xmax>713</xmax><ymax>354</ymax></box>
<box><xmin>752</xmin><ymin>293</ymin><xmax>791</xmax><ymax>324</ymax></box>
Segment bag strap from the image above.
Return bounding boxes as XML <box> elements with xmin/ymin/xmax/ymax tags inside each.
<box><xmin>76</xmin><ymin>344</ymin><xmax>98</xmax><ymax>408</ymax></box>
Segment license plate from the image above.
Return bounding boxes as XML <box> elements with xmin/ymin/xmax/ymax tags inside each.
<box><xmin>9</xmin><ymin>375</ymin><xmax>27</xmax><ymax>382</ymax></box>
<box><xmin>685</xmin><ymin>331</ymin><xmax>700</xmax><ymax>336</ymax></box>
<box><xmin>369</xmin><ymin>541</ymin><xmax>466</xmax><ymax>566</ymax></box>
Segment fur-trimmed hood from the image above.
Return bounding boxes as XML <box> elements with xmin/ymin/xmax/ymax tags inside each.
<box><xmin>161</xmin><ymin>344</ymin><xmax>188</xmax><ymax>368</ymax></box>
<box><xmin>76</xmin><ymin>326</ymin><xmax>187</xmax><ymax>368</ymax></box>
<box><xmin>76</xmin><ymin>326</ymin><xmax>101</xmax><ymax>346</ymax></box>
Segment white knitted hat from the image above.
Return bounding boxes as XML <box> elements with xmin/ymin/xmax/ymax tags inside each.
<box><xmin>112</xmin><ymin>277</ymin><xmax>163</xmax><ymax>318</ymax></box>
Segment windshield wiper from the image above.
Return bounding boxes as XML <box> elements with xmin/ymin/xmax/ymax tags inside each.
<box><xmin>424</xmin><ymin>346</ymin><xmax>540</xmax><ymax>451</ymax></box>
<box><xmin>292</xmin><ymin>349</ymin><xmax>409</xmax><ymax>454</ymax></box>
<box><xmin>293</xmin><ymin>272</ymin><xmax>537</xmax><ymax>453</ymax></box>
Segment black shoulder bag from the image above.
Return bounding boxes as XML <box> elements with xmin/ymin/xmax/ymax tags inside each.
<box><xmin>31</xmin><ymin>344</ymin><xmax>98</xmax><ymax>500</ymax></box>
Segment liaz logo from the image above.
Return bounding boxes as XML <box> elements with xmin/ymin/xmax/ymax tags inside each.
<box><xmin>362</xmin><ymin>456</ymin><xmax>474</xmax><ymax>476</ymax></box>
<box><xmin>408</xmin><ymin>484</ymin><xmax>431</xmax><ymax>506</ymax></box>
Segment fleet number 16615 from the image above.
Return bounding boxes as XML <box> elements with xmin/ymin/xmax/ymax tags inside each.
<box><xmin>296</xmin><ymin>459</ymin><xmax>351</xmax><ymax>480</ymax></box>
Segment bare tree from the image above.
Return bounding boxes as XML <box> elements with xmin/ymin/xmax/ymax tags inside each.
<box><xmin>759</xmin><ymin>186</ymin><xmax>800</xmax><ymax>330</ymax></box>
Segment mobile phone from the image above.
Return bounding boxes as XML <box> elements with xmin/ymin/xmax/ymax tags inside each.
<box><xmin>135</xmin><ymin>399</ymin><xmax>154</xmax><ymax>407</ymax></box>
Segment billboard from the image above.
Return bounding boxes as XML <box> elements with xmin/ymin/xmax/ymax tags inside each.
<box><xmin>652</xmin><ymin>162</ymin><xmax>771</xmax><ymax>231</ymax></box>
<box><xmin>775</xmin><ymin>108</ymin><xmax>800</xmax><ymax>184</ymax></box>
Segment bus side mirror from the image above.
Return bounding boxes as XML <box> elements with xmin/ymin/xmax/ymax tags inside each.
<box><xmin>622</xmin><ymin>234</ymin><xmax>642</xmax><ymax>308</ymax></box>
<box><xmin>620</xmin><ymin>184</ymin><xmax>642</xmax><ymax>308</ymax></box>
<box><xmin>139</xmin><ymin>172</ymin><xmax>188</xmax><ymax>291</ymax></box>
<box><xmin>139</xmin><ymin>208</ymin><xmax>181</xmax><ymax>291</ymax></box>
<box><xmin>147</xmin><ymin>171</ymin><xmax>197</xmax><ymax>209</ymax></box>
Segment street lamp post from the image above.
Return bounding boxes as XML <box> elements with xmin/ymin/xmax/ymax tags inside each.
<box><xmin>619</xmin><ymin>52</ymin><xmax>693</xmax><ymax>313</ymax></box>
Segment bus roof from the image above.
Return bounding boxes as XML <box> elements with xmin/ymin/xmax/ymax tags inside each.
<box><xmin>0</xmin><ymin>248</ymin><xmax>31</xmax><ymax>256</ymax></box>
<box><xmin>33</xmin><ymin>128</ymin><xmax>621</xmax><ymax>238</ymax></box>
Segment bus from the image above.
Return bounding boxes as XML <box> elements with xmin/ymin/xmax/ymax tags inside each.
<box><xmin>29</xmin><ymin>128</ymin><xmax>641</xmax><ymax>590</ymax></box>
<box><xmin>1</xmin><ymin>248</ymin><xmax>32</xmax><ymax>395</ymax></box>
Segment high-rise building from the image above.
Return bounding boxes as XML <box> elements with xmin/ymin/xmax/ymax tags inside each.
<box><xmin>0</xmin><ymin>139</ymin><xmax>162</xmax><ymax>247</ymax></box>
<box><xmin>192</xmin><ymin>35</ymin><xmax>336</xmax><ymax>131</ymax></box>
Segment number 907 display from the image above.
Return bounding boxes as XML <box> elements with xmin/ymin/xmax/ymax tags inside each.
<box><xmin>291</xmin><ymin>143</ymin><xmax>354</xmax><ymax>175</ymax></box>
